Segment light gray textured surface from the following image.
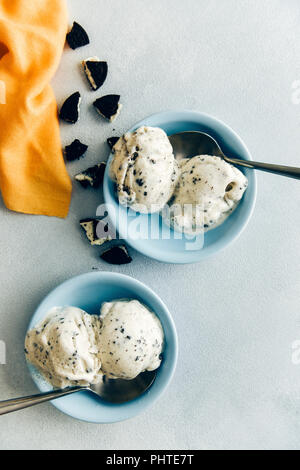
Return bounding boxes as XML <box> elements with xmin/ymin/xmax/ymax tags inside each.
<box><xmin>1</xmin><ymin>0</ymin><xmax>300</xmax><ymax>450</ymax></box>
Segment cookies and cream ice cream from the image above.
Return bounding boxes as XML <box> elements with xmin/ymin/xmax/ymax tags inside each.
<box><xmin>163</xmin><ymin>155</ymin><xmax>248</xmax><ymax>235</ymax></box>
<box><xmin>111</xmin><ymin>126</ymin><xmax>178</xmax><ymax>213</ymax></box>
<box><xmin>98</xmin><ymin>300</ymin><xmax>164</xmax><ymax>380</ymax></box>
<box><xmin>25</xmin><ymin>301</ymin><xmax>165</xmax><ymax>388</ymax></box>
<box><xmin>25</xmin><ymin>307</ymin><xmax>102</xmax><ymax>388</ymax></box>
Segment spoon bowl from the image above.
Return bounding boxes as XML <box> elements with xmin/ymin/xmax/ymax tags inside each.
<box><xmin>90</xmin><ymin>370</ymin><xmax>156</xmax><ymax>404</ymax></box>
<box><xmin>169</xmin><ymin>131</ymin><xmax>300</xmax><ymax>179</ymax></box>
<box><xmin>169</xmin><ymin>131</ymin><xmax>223</xmax><ymax>161</ymax></box>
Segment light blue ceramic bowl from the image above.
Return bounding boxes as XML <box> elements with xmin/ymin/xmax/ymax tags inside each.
<box><xmin>103</xmin><ymin>110</ymin><xmax>257</xmax><ymax>263</ymax></box>
<box><xmin>26</xmin><ymin>272</ymin><xmax>178</xmax><ymax>423</ymax></box>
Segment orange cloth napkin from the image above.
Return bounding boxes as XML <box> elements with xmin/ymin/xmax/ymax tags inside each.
<box><xmin>0</xmin><ymin>0</ymin><xmax>72</xmax><ymax>218</ymax></box>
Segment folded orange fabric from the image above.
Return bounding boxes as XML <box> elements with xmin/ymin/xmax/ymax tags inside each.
<box><xmin>0</xmin><ymin>0</ymin><xmax>72</xmax><ymax>218</ymax></box>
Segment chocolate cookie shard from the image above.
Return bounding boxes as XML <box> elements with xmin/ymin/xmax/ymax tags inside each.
<box><xmin>93</xmin><ymin>95</ymin><xmax>122</xmax><ymax>122</ymax></box>
<box><xmin>80</xmin><ymin>218</ymin><xmax>111</xmax><ymax>246</ymax></box>
<box><xmin>82</xmin><ymin>57</ymin><xmax>108</xmax><ymax>91</ymax></box>
<box><xmin>107</xmin><ymin>137</ymin><xmax>120</xmax><ymax>151</ymax></box>
<box><xmin>60</xmin><ymin>92</ymin><xmax>81</xmax><ymax>124</ymax></box>
<box><xmin>100</xmin><ymin>245</ymin><xmax>132</xmax><ymax>265</ymax></box>
<box><xmin>66</xmin><ymin>22</ymin><xmax>90</xmax><ymax>50</ymax></box>
<box><xmin>75</xmin><ymin>162</ymin><xmax>106</xmax><ymax>188</ymax></box>
<box><xmin>64</xmin><ymin>139</ymin><xmax>88</xmax><ymax>162</ymax></box>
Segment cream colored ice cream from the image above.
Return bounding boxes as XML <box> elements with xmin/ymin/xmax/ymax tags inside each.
<box><xmin>25</xmin><ymin>306</ymin><xmax>102</xmax><ymax>388</ymax></box>
<box><xmin>98</xmin><ymin>300</ymin><xmax>164</xmax><ymax>380</ymax></box>
<box><xmin>111</xmin><ymin>126</ymin><xmax>178</xmax><ymax>213</ymax></box>
<box><xmin>163</xmin><ymin>155</ymin><xmax>248</xmax><ymax>235</ymax></box>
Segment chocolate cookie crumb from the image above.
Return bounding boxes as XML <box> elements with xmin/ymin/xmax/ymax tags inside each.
<box><xmin>66</xmin><ymin>22</ymin><xmax>90</xmax><ymax>50</ymax></box>
<box><xmin>107</xmin><ymin>137</ymin><xmax>120</xmax><ymax>150</ymax></box>
<box><xmin>82</xmin><ymin>57</ymin><xmax>108</xmax><ymax>90</ymax></box>
<box><xmin>80</xmin><ymin>219</ymin><xmax>111</xmax><ymax>246</ymax></box>
<box><xmin>93</xmin><ymin>95</ymin><xmax>122</xmax><ymax>122</ymax></box>
<box><xmin>100</xmin><ymin>245</ymin><xmax>132</xmax><ymax>265</ymax></box>
<box><xmin>64</xmin><ymin>139</ymin><xmax>88</xmax><ymax>161</ymax></box>
<box><xmin>60</xmin><ymin>92</ymin><xmax>81</xmax><ymax>124</ymax></box>
<box><xmin>75</xmin><ymin>162</ymin><xmax>106</xmax><ymax>188</ymax></box>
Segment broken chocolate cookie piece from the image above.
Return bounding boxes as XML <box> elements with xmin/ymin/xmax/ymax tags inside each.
<box><xmin>80</xmin><ymin>218</ymin><xmax>111</xmax><ymax>246</ymax></box>
<box><xmin>82</xmin><ymin>57</ymin><xmax>108</xmax><ymax>91</ymax></box>
<box><xmin>93</xmin><ymin>95</ymin><xmax>122</xmax><ymax>122</ymax></box>
<box><xmin>75</xmin><ymin>162</ymin><xmax>106</xmax><ymax>188</ymax></box>
<box><xmin>66</xmin><ymin>22</ymin><xmax>90</xmax><ymax>50</ymax></box>
<box><xmin>64</xmin><ymin>139</ymin><xmax>88</xmax><ymax>162</ymax></box>
<box><xmin>107</xmin><ymin>137</ymin><xmax>120</xmax><ymax>151</ymax></box>
<box><xmin>60</xmin><ymin>92</ymin><xmax>81</xmax><ymax>124</ymax></box>
<box><xmin>100</xmin><ymin>245</ymin><xmax>132</xmax><ymax>265</ymax></box>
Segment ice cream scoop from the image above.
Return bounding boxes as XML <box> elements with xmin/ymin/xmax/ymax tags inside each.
<box><xmin>163</xmin><ymin>155</ymin><xmax>248</xmax><ymax>234</ymax></box>
<box><xmin>111</xmin><ymin>126</ymin><xmax>178</xmax><ymax>213</ymax></box>
<box><xmin>98</xmin><ymin>300</ymin><xmax>164</xmax><ymax>380</ymax></box>
<box><xmin>25</xmin><ymin>302</ymin><xmax>164</xmax><ymax>384</ymax></box>
<box><xmin>24</xmin><ymin>306</ymin><xmax>102</xmax><ymax>388</ymax></box>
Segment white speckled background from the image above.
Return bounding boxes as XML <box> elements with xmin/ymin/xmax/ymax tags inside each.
<box><xmin>1</xmin><ymin>0</ymin><xmax>300</xmax><ymax>450</ymax></box>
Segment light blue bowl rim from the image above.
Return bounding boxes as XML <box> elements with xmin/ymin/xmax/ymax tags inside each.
<box><xmin>26</xmin><ymin>272</ymin><xmax>178</xmax><ymax>424</ymax></box>
<box><xmin>103</xmin><ymin>109</ymin><xmax>257</xmax><ymax>264</ymax></box>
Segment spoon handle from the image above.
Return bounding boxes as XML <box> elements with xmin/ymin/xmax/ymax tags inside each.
<box><xmin>224</xmin><ymin>156</ymin><xmax>300</xmax><ymax>180</ymax></box>
<box><xmin>0</xmin><ymin>386</ymin><xmax>86</xmax><ymax>416</ymax></box>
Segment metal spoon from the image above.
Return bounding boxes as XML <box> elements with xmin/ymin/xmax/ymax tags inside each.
<box><xmin>169</xmin><ymin>131</ymin><xmax>300</xmax><ymax>179</ymax></box>
<box><xmin>0</xmin><ymin>371</ymin><xmax>156</xmax><ymax>416</ymax></box>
